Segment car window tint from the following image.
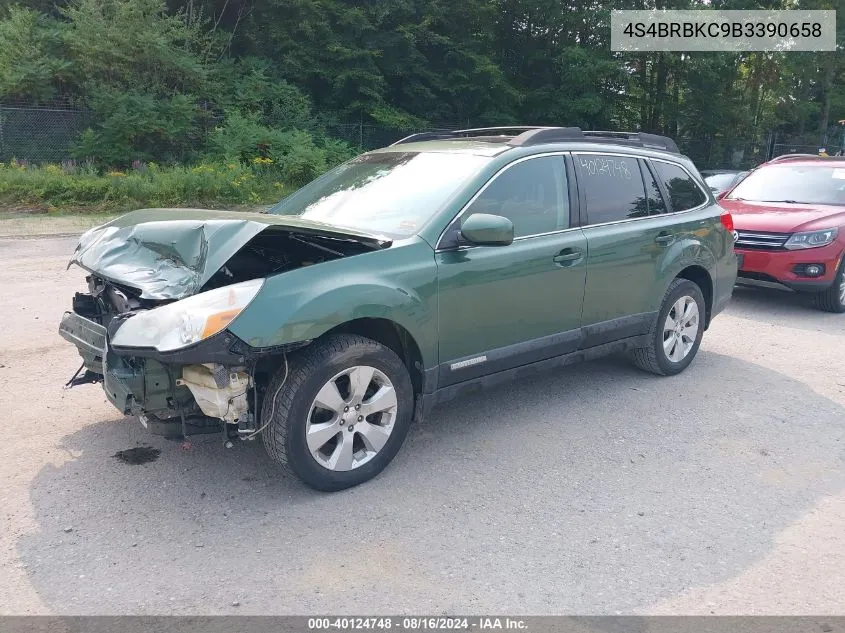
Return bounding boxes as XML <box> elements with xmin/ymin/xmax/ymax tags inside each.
<box><xmin>575</xmin><ymin>153</ymin><xmax>648</xmax><ymax>223</ymax></box>
<box><xmin>652</xmin><ymin>161</ymin><xmax>707</xmax><ymax>211</ymax></box>
<box><xmin>642</xmin><ymin>161</ymin><xmax>668</xmax><ymax>214</ymax></box>
<box><xmin>464</xmin><ymin>156</ymin><xmax>568</xmax><ymax>238</ymax></box>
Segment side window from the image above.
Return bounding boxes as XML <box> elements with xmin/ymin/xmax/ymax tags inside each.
<box><xmin>575</xmin><ymin>153</ymin><xmax>648</xmax><ymax>224</ymax></box>
<box><xmin>463</xmin><ymin>156</ymin><xmax>568</xmax><ymax>238</ymax></box>
<box><xmin>652</xmin><ymin>161</ymin><xmax>707</xmax><ymax>211</ymax></box>
<box><xmin>641</xmin><ymin>160</ymin><xmax>668</xmax><ymax>214</ymax></box>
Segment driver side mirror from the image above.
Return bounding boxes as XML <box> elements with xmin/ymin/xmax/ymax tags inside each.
<box><xmin>459</xmin><ymin>213</ymin><xmax>514</xmax><ymax>246</ymax></box>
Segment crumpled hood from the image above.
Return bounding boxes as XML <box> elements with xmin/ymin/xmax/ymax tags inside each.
<box><xmin>69</xmin><ymin>208</ymin><xmax>391</xmax><ymax>300</ymax></box>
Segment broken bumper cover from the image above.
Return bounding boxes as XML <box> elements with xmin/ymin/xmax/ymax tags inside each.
<box><xmin>59</xmin><ymin>311</ymin><xmax>107</xmax><ymax>374</ymax></box>
<box><xmin>59</xmin><ymin>311</ymin><xmax>308</xmax><ymax>418</ymax></box>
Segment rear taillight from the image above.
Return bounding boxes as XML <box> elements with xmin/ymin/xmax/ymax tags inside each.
<box><xmin>720</xmin><ymin>211</ymin><xmax>734</xmax><ymax>232</ymax></box>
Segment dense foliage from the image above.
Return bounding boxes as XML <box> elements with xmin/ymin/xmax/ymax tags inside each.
<box><xmin>0</xmin><ymin>0</ymin><xmax>844</xmax><ymax>170</ymax></box>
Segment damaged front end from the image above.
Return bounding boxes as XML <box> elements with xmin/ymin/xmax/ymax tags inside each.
<box><xmin>58</xmin><ymin>208</ymin><xmax>388</xmax><ymax>439</ymax></box>
<box><xmin>58</xmin><ymin>275</ymin><xmax>288</xmax><ymax>438</ymax></box>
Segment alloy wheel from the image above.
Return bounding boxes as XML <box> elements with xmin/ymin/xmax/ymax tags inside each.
<box><xmin>662</xmin><ymin>295</ymin><xmax>700</xmax><ymax>362</ymax></box>
<box><xmin>305</xmin><ymin>366</ymin><xmax>398</xmax><ymax>471</ymax></box>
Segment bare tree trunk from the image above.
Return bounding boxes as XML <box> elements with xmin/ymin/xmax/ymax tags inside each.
<box><xmin>669</xmin><ymin>58</ymin><xmax>680</xmax><ymax>137</ymax></box>
<box><xmin>639</xmin><ymin>55</ymin><xmax>649</xmax><ymax>130</ymax></box>
<box><xmin>819</xmin><ymin>54</ymin><xmax>835</xmax><ymax>135</ymax></box>
<box><xmin>649</xmin><ymin>53</ymin><xmax>667</xmax><ymax>132</ymax></box>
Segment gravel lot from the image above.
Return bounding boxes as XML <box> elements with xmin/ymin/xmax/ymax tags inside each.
<box><xmin>1</xmin><ymin>235</ymin><xmax>844</xmax><ymax>615</ymax></box>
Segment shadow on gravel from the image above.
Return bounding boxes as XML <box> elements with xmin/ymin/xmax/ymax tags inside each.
<box><xmin>18</xmin><ymin>350</ymin><xmax>845</xmax><ymax>614</ymax></box>
<box><xmin>728</xmin><ymin>284</ymin><xmax>845</xmax><ymax>335</ymax></box>
<box><xmin>732</xmin><ymin>283</ymin><xmax>815</xmax><ymax>310</ymax></box>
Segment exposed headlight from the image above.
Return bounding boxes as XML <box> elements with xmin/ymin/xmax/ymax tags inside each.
<box><xmin>110</xmin><ymin>279</ymin><xmax>264</xmax><ymax>351</ymax></box>
<box><xmin>784</xmin><ymin>228</ymin><xmax>838</xmax><ymax>250</ymax></box>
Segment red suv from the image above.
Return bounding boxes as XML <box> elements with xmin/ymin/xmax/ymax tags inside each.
<box><xmin>718</xmin><ymin>156</ymin><xmax>845</xmax><ymax>312</ymax></box>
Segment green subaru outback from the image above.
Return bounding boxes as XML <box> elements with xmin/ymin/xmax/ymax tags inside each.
<box><xmin>60</xmin><ymin>127</ymin><xmax>738</xmax><ymax>490</ymax></box>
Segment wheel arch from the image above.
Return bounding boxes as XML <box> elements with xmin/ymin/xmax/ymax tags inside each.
<box><xmin>322</xmin><ymin>318</ymin><xmax>427</xmax><ymax>397</ymax></box>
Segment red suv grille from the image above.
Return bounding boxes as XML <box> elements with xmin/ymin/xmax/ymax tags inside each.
<box><xmin>734</xmin><ymin>230</ymin><xmax>790</xmax><ymax>250</ymax></box>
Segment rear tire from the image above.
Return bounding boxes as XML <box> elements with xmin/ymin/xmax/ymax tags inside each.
<box><xmin>261</xmin><ymin>334</ymin><xmax>414</xmax><ymax>491</ymax></box>
<box><xmin>813</xmin><ymin>258</ymin><xmax>845</xmax><ymax>313</ymax></box>
<box><xmin>631</xmin><ymin>278</ymin><xmax>706</xmax><ymax>376</ymax></box>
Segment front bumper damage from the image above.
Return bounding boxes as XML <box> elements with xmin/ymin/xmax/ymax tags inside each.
<box><xmin>59</xmin><ymin>309</ymin><xmax>305</xmax><ymax>438</ymax></box>
<box><xmin>58</xmin><ymin>207</ymin><xmax>380</xmax><ymax>438</ymax></box>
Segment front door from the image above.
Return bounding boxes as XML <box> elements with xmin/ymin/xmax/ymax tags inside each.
<box><xmin>435</xmin><ymin>154</ymin><xmax>587</xmax><ymax>387</ymax></box>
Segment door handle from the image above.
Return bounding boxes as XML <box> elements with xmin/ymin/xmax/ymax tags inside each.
<box><xmin>553</xmin><ymin>249</ymin><xmax>583</xmax><ymax>265</ymax></box>
<box><xmin>654</xmin><ymin>232</ymin><xmax>675</xmax><ymax>246</ymax></box>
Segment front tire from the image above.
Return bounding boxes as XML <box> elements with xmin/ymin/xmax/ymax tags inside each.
<box><xmin>631</xmin><ymin>278</ymin><xmax>706</xmax><ymax>376</ymax></box>
<box><xmin>813</xmin><ymin>258</ymin><xmax>845</xmax><ymax>313</ymax></box>
<box><xmin>262</xmin><ymin>334</ymin><xmax>414</xmax><ymax>491</ymax></box>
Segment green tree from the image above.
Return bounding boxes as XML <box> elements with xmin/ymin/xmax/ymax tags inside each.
<box><xmin>0</xmin><ymin>6</ymin><xmax>71</xmax><ymax>102</ymax></box>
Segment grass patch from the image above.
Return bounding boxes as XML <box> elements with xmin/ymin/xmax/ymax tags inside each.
<box><xmin>0</xmin><ymin>160</ymin><xmax>294</xmax><ymax>214</ymax></box>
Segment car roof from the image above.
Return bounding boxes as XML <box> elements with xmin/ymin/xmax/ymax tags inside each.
<box><xmin>371</xmin><ymin>138</ymin><xmax>691</xmax><ymax>167</ymax></box>
<box><xmin>763</xmin><ymin>156</ymin><xmax>845</xmax><ymax>167</ymax></box>
<box><xmin>369</xmin><ymin>126</ymin><xmax>685</xmax><ymax>160</ymax></box>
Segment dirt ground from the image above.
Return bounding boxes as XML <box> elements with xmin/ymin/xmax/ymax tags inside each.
<box><xmin>1</xmin><ymin>235</ymin><xmax>844</xmax><ymax>615</ymax></box>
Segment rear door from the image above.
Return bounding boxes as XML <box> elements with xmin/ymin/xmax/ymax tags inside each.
<box><xmin>435</xmin><ymin>154</ymin><xmax>588</xmax><ymax>387</ymax></box>
<box><xmin>575</xmin><ymin>153</ymin><xmax>679</xmax><ymax>345</ymax></box>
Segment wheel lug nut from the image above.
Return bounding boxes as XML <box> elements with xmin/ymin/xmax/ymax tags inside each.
<box><xmin>358</xmin><ymin>415</ymin><xmax>363</xmax><ymax>421</ymax></box>
<box><xmin>348</xmin><ymin>425</ymin><xmax>354</xmax><ymax>432</ymax></box>
<box><xmin>343</xmin><ymin>406</ymin><xmax>349</xmax><ymax>412</ymax></box>
<box><xmin>340</xmin><ymin>420</ymin><xmax>345</xmax><ymax>426</ymax></box>
<box><xmin>355</xmin><ymin>404</ymin><xmax>360</xmax><ymax>410</ymax></box>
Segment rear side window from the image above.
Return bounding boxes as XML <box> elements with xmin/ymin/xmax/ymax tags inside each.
<box><xmin>464</xmin><ymin>155</ymin><xmax>568</xmax><ymax>238</ymax></box>
<box><xmin>642</xmin><ymin>161</ymin><xmax>668</xmax><ymax>215</ymax></box>
<box><xmin>575</xmin><ymin>153</ymin><xmax>648</xmax><ymax>224</ymax></box>
<box><xmin>652</xmin><ymin>161</ymin><xmax>707</xmax><ymax>211</ymax></box>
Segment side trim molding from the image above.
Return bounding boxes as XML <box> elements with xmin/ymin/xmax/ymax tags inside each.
<box><xmin>581</xmin><ymin>312</ymin><xmax>654</xmax><ymax>348</ymax></box>
<box><xmin>438</xmin><ymin>328</ymin><xmax>583</xmax><ymax>388</ymax></box>
<box><xmin>422</xmin><ymin>334</ymin><xmax>650</xmax><ymax>418</ymax></box>
<box><xmin>436</xmin><ymin>312</ymin><xmax>656</xmax><ymax>390</ymax></box>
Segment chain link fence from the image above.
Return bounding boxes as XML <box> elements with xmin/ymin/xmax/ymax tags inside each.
<box><xmin>0</xmin><ymin>105</ymin><xmax>91</xmax><ymax>163</ymax></box>
<box><xmin>679</xmin><ymin>138</ymin><xmax>769</xmax><ymax>171</ymax></box>
<box><xmin>2</xmin><ymin>103</ymin><xmax>841</xmax><ymax>168</ymax></box>
<box><xmin>322</xmin><ymin>123</ymin><xmax>464</xmax><ymax>151</ymax></box>
<box><xmin>0</xmin><ymin>105</ymin><xmax>460</xmax><ymax>163</ymax></box>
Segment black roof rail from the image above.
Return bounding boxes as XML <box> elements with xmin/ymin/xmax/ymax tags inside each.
<box><xmin>508</xmin><ymin>128</ymin><xmax>680</xmax><ymax>153</ymax></box>
<box><xmin>508</xmin><ymin>127</ymin><xmax>585</xmax><ymax>146</ymax></box>
<box><xmin>390</xmin><ymin>125</ymin><xmax>681</xmax><ymax>153</ymax></box>
<box><xmin>580</xmin><ymin>130</ymin><xmax>680</xmax><ymax>153</ymax></box>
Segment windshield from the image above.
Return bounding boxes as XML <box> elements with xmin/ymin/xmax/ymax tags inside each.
<box><xmin>726</xmin><ymin>164</ymin><xmax>845</xmax><ymax>206</ymax></box>
<box><xmin>268</xmin><ymin>151</ymin><xmax>491</xmax><ymax>237</ymax></box>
